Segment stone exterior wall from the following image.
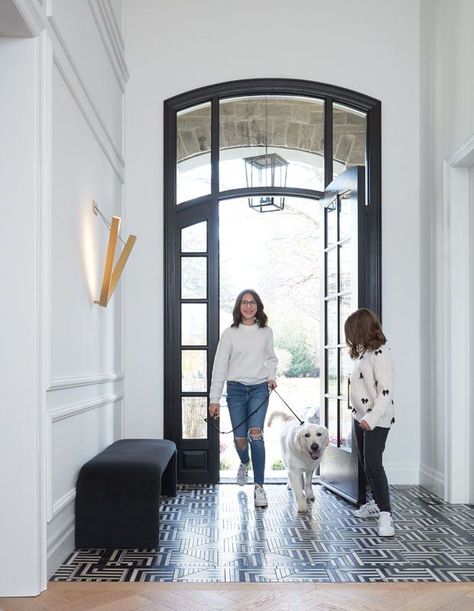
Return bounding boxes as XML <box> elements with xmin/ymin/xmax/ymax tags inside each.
<box><xmin>177</xmin><ymin>97</ymin><xmax>366</xmax><ymax>166</ymax></box>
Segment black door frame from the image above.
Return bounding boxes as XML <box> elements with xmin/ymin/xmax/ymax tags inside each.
<box><xmin>164</xmin><ymin>79</ymin><xmax>381</xmax><ymax>484</ymax></box>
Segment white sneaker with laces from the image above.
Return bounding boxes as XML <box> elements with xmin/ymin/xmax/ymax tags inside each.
<box><xmin>236</xmin><ymin>462</ymin><xmax>249</xmax><ymax>486</ymax></box>
<box><xmin>352</xmin><ymin>500</ymin><xmax>380</xmax><ymax>518</ymax></box>
<box><xmin>378</xmin><ymin>511</ymin><xmax>395</xmax><ymax>537</ymax></box>
<box><xmin>254</xmin><ymin>484</ymin><xmax>268</xmax><ymax>508</ymax></box>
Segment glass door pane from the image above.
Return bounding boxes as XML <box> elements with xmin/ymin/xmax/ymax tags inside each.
<box><xmin>332</xmin><ymin>104</ymin><xmax>366</xmax><ymax>178</ymax></box>
<box><xmin>320</xmin><ymin>167</ymin><xmax>364</xmax><ymax>504</ymax></box>
<box><xmin>219</xmin><ymin>96</ymin><xmax>325</xmax><ymax>193</ymax></box>
<box><xmin>177</xmin><ymin>103</ymin><xmax>212</xmax><ymax>204</ymax></box>
<box><xmin>322</xmin><ymin>180</ymin><xmax>358</xmax><ymax>451</ymax></box>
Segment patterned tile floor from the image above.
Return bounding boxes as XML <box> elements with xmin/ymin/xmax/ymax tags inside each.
<box><xmin>51</xmin><ymin>484</ymin><xmax>474</xmax><ymax>583</ymax></box>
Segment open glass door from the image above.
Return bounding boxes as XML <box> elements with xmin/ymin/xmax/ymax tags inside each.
<box><xmin>319</xmin><ymin>166</ymin><xmax>366</xmax><ymax>502</ymax></box>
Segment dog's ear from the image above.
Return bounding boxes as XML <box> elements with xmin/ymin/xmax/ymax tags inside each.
<box><xmin>293</xmin><ymin>429</ymin><xmax>305</xmax><ymax>453</ymax></box>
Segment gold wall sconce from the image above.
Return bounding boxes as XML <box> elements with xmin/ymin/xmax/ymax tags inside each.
<box><xmin>93</xmin><ymin>201</ymin><xmax>137</xmax><ymax>307</ymax></box>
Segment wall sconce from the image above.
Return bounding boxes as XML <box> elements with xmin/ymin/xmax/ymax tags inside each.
<box><xmin>93</xmin><ymin>201</ymin><xmax>137</xmax><ymax>307</ymax></box>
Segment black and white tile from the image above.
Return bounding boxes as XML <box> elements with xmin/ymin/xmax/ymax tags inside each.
<box><xmin>51</xmin><ymin>484</ymin><xmax>474</xmax><ymax>583</ymax></box>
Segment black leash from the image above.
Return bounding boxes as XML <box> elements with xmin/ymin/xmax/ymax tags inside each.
<box><xmin>273</xmin><ymin>389</ymin><xmax>305</xmax><ymax>425</ymax></box>
<box><xmin>205</xmin><ymin>387</ymin><xmax>304</xmax><ymax>434</ymax></box>
<box><xmin>205</xmin><ymin>389</ymin><xmax>274</xmax><ymax>434</ymax></box>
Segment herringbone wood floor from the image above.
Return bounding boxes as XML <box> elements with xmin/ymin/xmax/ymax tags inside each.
<box><xmin>1</xmin><ymin>582</ymin><xmax>474</xmax><ymax>610</ymax></box>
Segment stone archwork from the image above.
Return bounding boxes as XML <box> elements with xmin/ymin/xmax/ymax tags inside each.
<box><xmin>177</xmin><ymin>97</ymin><xmax>366</xmax><ymax>167</ymax></box>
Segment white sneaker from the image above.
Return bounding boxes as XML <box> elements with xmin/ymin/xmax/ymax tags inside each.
<box><xmin>378</xmin><ymin>511</ymin><xmax>395</xmax><ymax>537</ymax></box>
<box><xmin>254</xmin><ymin>485</ymin><xmax>268</xmax><ymax>508</ymax></box>
<box><xmin>352</xmin><ymin>500</ymin><xmax>380</xmax><ymax>518</ymax></box>
<box><xmin>236</xmin><ymin>462</ymin><xmax>249</xmax><ymax>486</ymax></box>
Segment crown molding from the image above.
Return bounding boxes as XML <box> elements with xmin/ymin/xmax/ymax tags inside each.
<box><xmin>11</xmin><ymin>0</ymin><xmax>46</xmax><ymax>36</ymax></box>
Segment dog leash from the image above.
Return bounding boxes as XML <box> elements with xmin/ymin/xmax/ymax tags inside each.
<box><xmin>205</xmin><ymin>388</ymin><xmax>304</xmax><ymax>434</ymax></box>
<box><xmin>272</xmin><ymin>389</ymin><xmax>304</xmax><ymax>425</ymax></box>
<box><xmin>205</xmin><ymin>389</ymin><xmax>274</xmax><ymax>434</ymax></box>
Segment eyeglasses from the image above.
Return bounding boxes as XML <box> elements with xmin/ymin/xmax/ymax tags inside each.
<box><xmin>241</xmin><ymin>300</ymin><xmax>257</xmax><ymax>306</ymax></box>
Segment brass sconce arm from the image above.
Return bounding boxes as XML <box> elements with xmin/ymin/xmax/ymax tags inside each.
<box><xmin>93</xmin><ymin>201</ymin><xmax>137</xmax><ymax>307</ymax></box>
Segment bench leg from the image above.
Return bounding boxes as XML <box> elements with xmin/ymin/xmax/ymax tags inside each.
<box><xmin>161</xmin><ymin>450</ymin><xmax>177</xmax><ymax>497</ymax></box>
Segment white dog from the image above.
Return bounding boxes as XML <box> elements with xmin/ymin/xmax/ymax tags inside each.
<box><xmin>269</xmin><ymin>410</ymin><xmax>329</xmax><ymax>512</ymax></box>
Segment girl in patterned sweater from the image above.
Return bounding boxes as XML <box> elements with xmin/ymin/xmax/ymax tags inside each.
<box><xmin>344</xmin><ymin>308</ymin><xmax>395</xmax><ymax>537</ymax></box>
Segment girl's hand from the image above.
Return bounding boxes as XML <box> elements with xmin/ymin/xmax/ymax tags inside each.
<box><xmin>208</xmin><ymin>403</ymin><xmax>220</xmax><ymax>419</ymax></box>
<box><xmin>359</xmin><ymin>419</ymin><xmax>371</xmax><ymax>431</ymax></box>
<box><xmin>268</xmin><ymin>380</ymin><xmax>278</xmax><ymax>390</ymax></box>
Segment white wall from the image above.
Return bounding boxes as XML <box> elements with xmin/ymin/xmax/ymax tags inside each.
<box><xmin>0</xmin><ymin>0</ymin><xmax>128</xmax><ymax>595</ymax></box>
<box><xmin>125</xmin><ymin>0</ymin><xmax>421</xmax><ymax>483</ymax></box>
<box><xmin>419</xmin><ymin>0</ymin><xmax>474</xmax><ymax>497</ymax></box>
<box><xmin>46</xmin><ymin>0</ymin><xmax>127</xmax><ymax>580</ymax></box>
<box><xmin>0</xmin><ymin>33</ymin><xmax>44</xmax><ymax>598</ymax></box>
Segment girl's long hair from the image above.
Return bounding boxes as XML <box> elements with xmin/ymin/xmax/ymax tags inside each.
<box><xmin>344</xmin><ymin>308</ymin><xmax>386</xmax><ymax>359</ymax></box>
<box><xmin>231</xmin><ymin>289</ymin><xmax>268</xmax><ymax>328</ymax></box>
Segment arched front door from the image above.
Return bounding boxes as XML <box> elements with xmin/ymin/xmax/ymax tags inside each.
<box><xmin>164</xmin><ymin>80</ymin><xmax>381</xmax><ymax>499</ymax></box>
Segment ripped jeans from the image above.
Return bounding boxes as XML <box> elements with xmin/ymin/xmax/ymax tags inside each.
<box><xmin>226</xmin><ymin>381</ymin><xmax>269</xmax><ymax>485</ymax></box>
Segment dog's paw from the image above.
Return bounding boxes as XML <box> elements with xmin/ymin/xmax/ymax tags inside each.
<box><xmin>306</xmin><ymin>492</ymin><xmax>315</xmax><ymax>502</ymax></box>
<box><xmin>297</xmin><ymin>501</ymin><xmax>308</xmax><ymax>513</ymax></box>
<box><xmin>286</xmin><ymin>482</ymin><xmax>292</xmax><ymax>490</ymax></box>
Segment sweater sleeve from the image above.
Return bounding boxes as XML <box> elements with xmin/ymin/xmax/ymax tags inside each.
<box><xmin>265</xmin><ymin>327</ymin><xmax>278</xmax><ymax>381</ymax></box>
<box><xmin>209</xmin><ymin>330</ymin><xmax>232</xmax><ymax>403</ymax></box>
<box><xmin>361</xmin><ymin>347</ymin><xmax>394</xmax><ymax>430</ymax></box>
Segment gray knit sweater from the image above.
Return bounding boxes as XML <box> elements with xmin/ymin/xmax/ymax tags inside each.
<box><xmin>209</xmin><ymin>324</ymin><xmax>278</xmax><ymax>404</ymax></box>
<box><xmin>349</xmin><ymin>344</ymin><xmax>395</xmax><ymax>429</ymax></box>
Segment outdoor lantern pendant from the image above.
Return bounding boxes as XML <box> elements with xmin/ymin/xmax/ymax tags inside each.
<box><xmin>244</xmin><ymin>152</ymin><xmax>288</xmax><ymax>213</ymax></box>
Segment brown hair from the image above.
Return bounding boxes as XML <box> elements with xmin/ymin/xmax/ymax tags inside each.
<box><xmin>344</xmin><ymin>308</ymin><xmax>386</xmax><ymax>359</ymax></box>
<box><xmin>231</xmin><ymin>289</ymin><xmax>268</xmax><ymax>328</ymax></box>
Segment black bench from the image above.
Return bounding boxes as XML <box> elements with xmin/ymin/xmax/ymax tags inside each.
<box><xmin>75</xmin><ymin>438</ymin><xmax>177</xmax><ymax>548</ymax></box>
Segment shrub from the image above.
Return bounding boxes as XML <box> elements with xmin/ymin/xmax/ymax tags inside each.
<box><xmin>277</xmin><ymin>334</ymin><xmax>319</xmax><ymax>378</ymax></box>
<box><xmin>219</xmin><ymin>458</ymin><xmax>232</xmax><ymax>470</ymax></box>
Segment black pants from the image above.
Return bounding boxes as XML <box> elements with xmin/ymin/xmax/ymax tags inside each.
<box><xmin>354</xmin><ymin>421</ymin><xmax>391</xmax><ymax>513</ymax></box>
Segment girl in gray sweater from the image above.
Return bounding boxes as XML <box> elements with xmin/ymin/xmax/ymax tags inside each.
<box><xmin>209</xmin><ymin>289</ymin><xmax>277</xmax><ymax>507</ymax></box>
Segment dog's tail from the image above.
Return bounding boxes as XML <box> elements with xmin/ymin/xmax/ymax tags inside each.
<box><xmin>267</xmin><ymin>410</ymin><xmax>295</xmax><ymax>427</ymax></box>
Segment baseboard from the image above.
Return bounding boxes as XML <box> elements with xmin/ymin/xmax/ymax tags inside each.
<box><xmin>385</xmin><ymin>461</ymin><xmax>419</xmax><ymax>484</ymax></box>
<box><xmin>47</xmin><ymin>516</ymin><xmax>75</xmax><ymax>579</ymax></box>
<box><xmin>419</xmin><ymin>462</ymin><xmax>445</xmax><ymax>499</ymax></box>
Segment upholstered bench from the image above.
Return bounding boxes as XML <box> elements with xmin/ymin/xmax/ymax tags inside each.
<box><xmin>75</xmin><ymin>438</ymin><xmax>177</xmax><ymax>548</ymax></box>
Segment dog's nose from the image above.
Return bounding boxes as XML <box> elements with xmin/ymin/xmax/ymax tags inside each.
<box><xmin>310</xmin><ymin>443</ymin><xmax>319</xmax><ymax>451</ymax></box>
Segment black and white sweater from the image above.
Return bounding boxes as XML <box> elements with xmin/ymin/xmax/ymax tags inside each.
<box><xmin>349</xmin><ymin>344</ymin><xmax>395</xmax><ymax>429</ymax></box>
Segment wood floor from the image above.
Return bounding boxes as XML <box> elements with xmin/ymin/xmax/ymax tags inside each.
<box><xmin>1</xmin><ymin>582</ymin><xmax>474</xmax><ymax>610</ymax></box>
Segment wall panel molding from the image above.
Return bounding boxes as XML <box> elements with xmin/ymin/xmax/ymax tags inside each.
<box><xmin>49</xmin><ymin>392</ymin><xmax>123</xmax><ymax>422</ymax></box>
<box><xmin>47</xmin><ymin>15</ymin><xmax>125</xmax><ymax>183</ymax></box>
<box><xmin>52</xmin><ymin>488</ymin><xmax>75</xmax><ymax>519</ymax></box>
<box><xmin>104</xmin><ymin>0</ymin><xmax>124</xmax><ymax>51</ymax></box>
<box><xmin>48</xmin><ymin>372</ymin><xmax>124</xmax><ymax>392</ymax></box>
<box><xmin>46</xmin><ymin>393</ymin><xmax>123</xmax><ymax>522</ymax></box>
<box><xmin>88</xmin><ymin>0</ymin><xmax>128</xmax><ymax>93</ymax></box>
<box><xmin>38</xmin><ymin>30</ymin><xmax>53</xmax><ymax>591</ymax></box>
